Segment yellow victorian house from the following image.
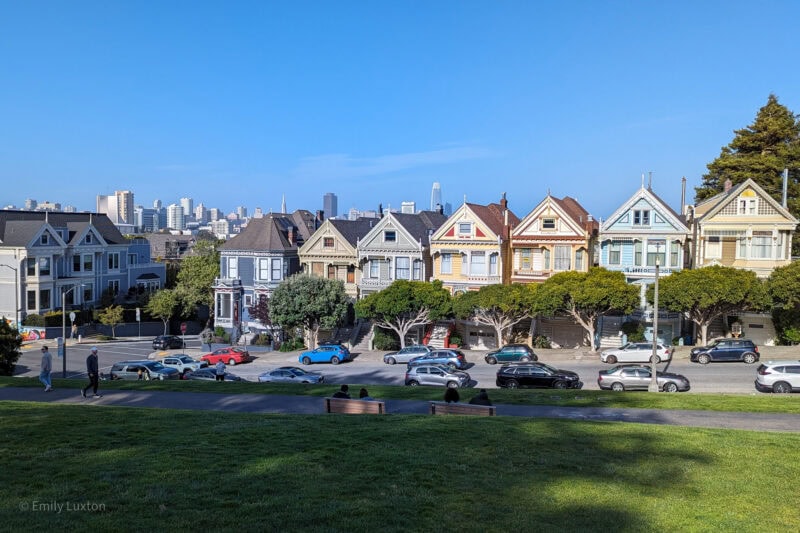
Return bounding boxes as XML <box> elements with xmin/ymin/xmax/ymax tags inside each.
<box><xmin>429</xmin><ymin>194</ymin><xmax>519</xmax><ymax>295</ymax></box>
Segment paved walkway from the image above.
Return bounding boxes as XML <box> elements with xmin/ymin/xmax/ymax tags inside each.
<box><xmin>1</xmin><ymin>386</ymin><xmax>799</xmax><ymax>433</ymax></box>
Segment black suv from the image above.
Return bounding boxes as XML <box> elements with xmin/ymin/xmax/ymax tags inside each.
<box><xmin>690</xmin><ymin>338</ymin><xmax>759</xmax><ymax>364</ymax></box>
<box><xmin>152</xmin><ymin>335</ymin><xmax>185</xmax><ymax>350</ymax></box>
<box><xmin>485</xmin><ymin>344</ymin><xmax>538</xmax><ymax>364</ymax></box>
<box><xmin>496</xmin><ymin>362</ymin><xmax>582</xmax><ymax>389</ymax></box>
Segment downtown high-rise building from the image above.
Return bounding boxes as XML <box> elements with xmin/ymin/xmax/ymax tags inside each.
<box><xmin>323</xmin><ymin>192</ymin><xmax>338</xmax><ymax>218</ymax></box>
<box><xmin>97</xmin><ymin>190</ymin><xmax>134</xmax><ymax>224</ymax></box>
<box><xmin>180</xmin><ymin>197</ymin><xmax>194</xmax><ymax>219</ymax></box>
<box><xmin>195</xmin><ymin>203</ymin><xmax>208</xmax><ymax>224</ymax></box>
<box><xmin>236</xmin><ymin>206</ymin><xmax>248</xmax><ymax>219</ymax></box>
<box><xmin>167</xmin><ymin>204</ymin><xmax>186</xmax><ymax>230</ymax></box>
<box><xmin>430</xmin><ymin>182</ymin><xmax>442</xmax><ymax>211</ymax></box>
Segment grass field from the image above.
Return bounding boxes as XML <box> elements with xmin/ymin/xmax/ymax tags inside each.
<box><xmin>1</xmin><ymin>401</ymin><xmax>799</xmax><ymax>531</ymax></box>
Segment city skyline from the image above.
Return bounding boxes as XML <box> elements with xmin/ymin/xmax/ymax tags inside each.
<box><xmin>3</xmin><ymin>3</ymin><xmax>800</xmax><ymax>219</ymax></box>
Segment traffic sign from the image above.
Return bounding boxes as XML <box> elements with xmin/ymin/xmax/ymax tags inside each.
<box><xmin>180</xmin><ymin>322</ymin><xmax>187</xmax><ymax>334</ymax></box>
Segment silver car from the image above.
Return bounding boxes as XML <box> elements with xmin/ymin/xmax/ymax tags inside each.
<box><xmin>597</xmin><ymin>365</ymin><xmax>690</xmax><ymax>392</ymax></box>
<box><xmin>383</xmin><ymin>345</ymin><xmax>432</xmax><ymax>365</ymax></box>
<box><xmin>109</xmin><ymin>360</ymin><xmax>181</xmax><ymax>381</ymax></box>
<box><xmin>404</xmin><ymin>364</ymin><xmax>471</xmax><ymax>388</ymax></box>
<box><xmin>600</xmin><ymin>342</ymin><xmax>673</xmax><ymax>364</ymax></box>
<box><xmin>755</xmin><ymin>360</ymin><xmax>800</xmax><ymax>393</ymax></box>
<box><xmin>258</xmin><ymin>366</ymin><xmax>325</xmax><ymax>384</ymax></box>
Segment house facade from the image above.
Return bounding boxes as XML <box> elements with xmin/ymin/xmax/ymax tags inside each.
<box><xmin>0</xmin><ymin>211</ymin><xmax>165</xmax><ymax>327</ymax></box>
<box><xmin>356</xmin><ymin>211</ymin><xmax>447</xmax><ymax>298</ymax></box>
<box><xmin>510</xmin><ymin>195</ymin><xmax>598</xmax><ymax>284</ymax></box>
<box><xmin>429</xmin><ymin>195</ymin><xmax>520</xmax><ymax>295</ymax></box>
<box><xmin>212</xmin><ymin>211</ymin><xmax>318</xmax><ymax>335</ymax></box>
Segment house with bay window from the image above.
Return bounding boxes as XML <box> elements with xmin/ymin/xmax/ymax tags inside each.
<box><xmin>356</xmin><ymin>210</ymin><xmax>447</xmax><ymax>298</ymax></box>
<box><xmin>212</xmin><ymin>211</ymin><xmax>318</xmax><ymax>335</ymax></box>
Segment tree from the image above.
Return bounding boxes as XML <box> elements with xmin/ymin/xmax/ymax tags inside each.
<box><xmin>695</xmin><ymin>94</ymin><xmax>800</xmax><ymax>252</ymax></box>
<box><xmin>248</xmin><ymin>295</ymin><xmax>271</xmax><ymax>330</ymax></box>
<box><xmin>175</xmin><ymin>239</ymin><xmax>220</xmax><ymax>316</ymax></box>
<box><xmin>533</xmin><ymin>268</ymin><xmax>639</xmax><ymax>350</ymax></box>
<box><xmin>657</xmin><ymin>266</ymin><xmax>769</xmax><ymax>346</ymax></box>
<box><xmin>97</xmin><ymin>305</ymin><xmax>124</xmax><ymax>338</ymax></box>
<box><xmin>0</xmin><ymin>318</ymin><xmax>22</xmax><ymax>375</ymax></box>
<box><xmin>146</xmin><ymin>289</ymin><xmax>180</xmax><ymax>335</ymax></box>
<box><xmin>452</xmin><ymin>284</ymin><xmax>536</xmax><ymax>345</ymax></box>
<box><xmin>766</xmin><ymin>261</ymin><xmax>800</xmax><ymax>345</ymax></box>
<box><xmin>269</xmin><ymin>274</ymin><xmax>349</xmax><ymax>349</ymax></box>
<box><xmin>355</xmin><ymin>280</ymin><xmax>451</xmax><ymax>349</ymax></box>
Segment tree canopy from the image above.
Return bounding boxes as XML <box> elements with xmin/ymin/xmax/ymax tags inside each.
<box><xmin>0</xmin><ymin>318</ymin><xmax>22</xmax><ymax>375</ymax></box>
<box><xmin>533</xmin><ymin>268</ymin><xmax>639</xmax><ymax>350</ymax></box>
<box><xmin>452</xmin><ymin>283</ymin><xmax>536</xmax><ymax>345</ymax></box>
<box><xmin>355</xmin><ymin>280</ymin><xmax>451</xmax><ymax>349</ymax></box>
<box><xmin>175</xmin><ymin>239</ymin><xmax>220</xmax><ymax>316</ymax></box>
<box><xmin>146</xmin><ymin>289</ymin><xmax>180</xmax><ymax>335</ymax></box>
<box><xmin>269</xmin><ymin>274</ymin><xmax>349</xmax><ymax>348</ymax></box>
<box><xmin>97</xmin><ymin>305</ymin><xmax>124</xmax><ymax>338</ymax></box>
<box><xmin>656</xmin><ymin>265</ymin><xmax>769</xmax><ymax>345</ymax></box>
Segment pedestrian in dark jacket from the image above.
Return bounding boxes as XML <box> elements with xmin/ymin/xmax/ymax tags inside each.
<box><xmin>332</xmin><ymin>384</ymin><xmax>351</xmax><ymax>399</ymax></box>
<box><xmin>81</xmin><ymin>347</ymin><xmax>101</xmax><ymax>398</ymax></box>
<box><xmin>469</xmin><ymin>389</ymin><xmax>492</xmax><ymax>406</ymax></box>
<box><xmin>443</xmin><ymin>387</ymin><xmax>460</xmax><ymax>403</ymax></box>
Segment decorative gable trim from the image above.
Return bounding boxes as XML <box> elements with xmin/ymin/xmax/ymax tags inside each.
<box><xmin>512</xmin><ymin>196</ymin><xmax>586</xmax><ymax>238</ymax></box>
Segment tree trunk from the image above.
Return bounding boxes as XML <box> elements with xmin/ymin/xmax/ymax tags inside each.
<box><xmin>495</xmin><ymin>325</ymin><xmax>504</xmax><ymax>346</ymax></box>
<box><xmin>699</xmin><ymin>322</ymin><xmax>708</xmax><ymax>346</ymax></box>
<box><xmin>587</xmin><ymin>321</ymin><xmax>596</xmax><ymax>351</ymax></box>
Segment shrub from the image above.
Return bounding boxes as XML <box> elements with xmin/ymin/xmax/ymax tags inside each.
<box><xmin>278</xmin><ymin>337</ymin><xmax>305</xmax><ymax>352</ymax></box>
<box><xmin>23</xmin><ymin>314</ymin><xmax>45</xmax><ymax>327</ymax></box>
<box><xmin>532</xmin><ymin>334</ymin><xmax>552</xmax><ymax>349</ymax></box>
<box><xmin>621</xmin><ymin>321</ymin><xmax>645</xmax><ymax>342</ymax></box>
<box><xmin>372</xmin><ymin>328</ymin><xmax>399</xmax><ymax>351</ymax></box>
<box><xmin>252</xmin><ymin>333</ymin><xmax>273</xmax><ymax>346</ymax></box>
<box><xmin>448</xmin><ymin>333</ymin><xmax>462</xmax><ymax>346</ymax></box>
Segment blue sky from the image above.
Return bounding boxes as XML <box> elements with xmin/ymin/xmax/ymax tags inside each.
<box><xmin>2</xmin><ymin>1</ymin><xmax>800</xmax><ymax>221</ymax></box>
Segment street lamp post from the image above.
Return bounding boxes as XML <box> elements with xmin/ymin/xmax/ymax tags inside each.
<box><xmin>61</xmin><ymin>283</ymin><xmax>87</xmax><ymax>378</ymax></box>
<box><xmin>649</xmin><ymin>253</ymin><xmax>661</xmax><ymax>393</ymax></box>
<box><xmin>0</xmin><ymin>263</ymin><xmax>19</xmax><ymax>329</ymax></box>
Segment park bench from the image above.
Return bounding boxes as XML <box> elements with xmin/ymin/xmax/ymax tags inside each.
<box><xmin>428</xmin><ymin>401</ymin><xmax>496</xmax><ymax>416</ymax></box>
<box><xmin>324</xmin><ymin>397</ymin><xmax>386</xmax><ymax>414</ymax></box>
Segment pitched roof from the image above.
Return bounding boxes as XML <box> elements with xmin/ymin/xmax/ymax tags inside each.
<box><xmin>329</xmin><ymin>218</ymin><xmax>378</xmax><ymax>246</ymax></box>
<box><xmin>466</xmin><ymin>202</ymin><xmax>520</xmax><ymax>235</ymax></box>
<box><xmin>694</xmin><ymin>178</ymin><xmax>797</xmax><ymax>222</ymax></box>
<box><xmin>221</xmin><ymin>212</ymin><xmax>317</xmax><ymax>252</ymax></box>
<box><xmin>552</xmin><ymin>196</ymin><xmax>598</xmax><ymax>233</ymax></box>
<box><xmin>391</xmin><ymin>211</ymin><xmax>448</xmax><ymax>245</ymax></box>
<box><xmin>0</xmin><ymin>210</ymin><xmax>125</xmax><ymax>246</ymax></box>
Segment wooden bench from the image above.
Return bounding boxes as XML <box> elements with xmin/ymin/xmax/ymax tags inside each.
<box><xmin>429</xmin><ymin>401</ymin><xmax>496</xmax><ymax>416</ymax></box>
<box><xmin>324</xmin><ymin>397</ymin><xmax>386</xmax><ymax>414</ymax></box>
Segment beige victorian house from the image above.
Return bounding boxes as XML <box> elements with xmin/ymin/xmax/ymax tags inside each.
<box><xmin>429</xmin><ymin>195</ymin><xmax>519</xmax><ymax>295</ymax></box>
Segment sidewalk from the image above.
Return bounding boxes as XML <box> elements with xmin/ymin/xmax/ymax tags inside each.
<box><xmin>1</xmin><ymin>386</ymin><xmax>798</xmax><ymax>433</ymax></box>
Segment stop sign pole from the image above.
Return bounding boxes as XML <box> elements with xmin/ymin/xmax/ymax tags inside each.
<box><xmin>181</xmin><ymin>322</ymin><xmax>187</xmax><ymax>348</ymax></box>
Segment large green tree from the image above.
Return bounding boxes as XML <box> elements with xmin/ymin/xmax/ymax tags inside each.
<box><xmin>695</xmin><ymin>94</ymin><xmax>800</xmax><ymax>252</ymax></box>
<box><xmin>532</xmin><ymin>268</ymin><xmax>639</xmax><ymax>351</ymax></box>
<box><xmin>175</xmin><ymin>239</ymin><xmax>220</xmax><ymax>316</ymax></box>
<box><xmin>355</xmin><ymin>280</ymin><xmax>451</xmax><ymax>349</ymax></box>
<box><xmin>146</xmin><ymin>289</ymin><xmax>180</xmax><ymax>335</ymax></box>
<box><xmin>452</xmin><ymin>283</ymin><xmax>536</xmax><ymax>346</ymax></box>
<box><xmin>269</xmin><ymin>274</ymin><xmax>349</xmax><ymax>348</ymax></box>
<box><xmin>767</xmin><ymin>261</ymin><xmax>800</xmax><ymax>344</ymax></box>
<box><xmin>0</xmin><ymin>318</ymin><xmax>22</xmax><ymax>375</ymax></box>
<box><xmin>97</xmin><ymin>305</ymin><xmax>124</xmax><ymax>338</ymax></box>
<box><xmin>657</xmin><ymin>265</ymin><xmax>769</xmax><ymax>346</ymax></box>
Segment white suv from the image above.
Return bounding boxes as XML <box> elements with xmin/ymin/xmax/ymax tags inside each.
<box><xmin>755</xmin><ymin>360</ymin><xmax>800</xmax><ymax>394</ymax></box>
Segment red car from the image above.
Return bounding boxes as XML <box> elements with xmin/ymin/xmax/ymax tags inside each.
<box><xmin>200</xmin><ymin>347</ymin><xmax>253</xmax><ymax>366</ymax></box>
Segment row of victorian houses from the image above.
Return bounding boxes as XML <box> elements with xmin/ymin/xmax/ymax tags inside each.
<box><xmin>212</xmin><ymin>177</ymin><xmax>797</xmax><ymax>349</ymax></box>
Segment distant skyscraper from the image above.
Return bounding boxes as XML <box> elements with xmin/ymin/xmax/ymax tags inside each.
<box><xmin>24</xmin><ymin>199</ymin><xmax>37</xmax><ymax>210</ymax></box>
<box><xmin>253</xmin><ymin>207</ymin><xmax>264</xmax><ymax>218</ymax></box>
<box><xmin>97</xmin><ymin>190</ymin><xmax>134</xmax><ymax>224</ymax></box>
<box><xmin>96</xmin><ymin>194</ymin><xmax>119</xmax><ymax>223</ymax></box>
<box><xmin>153</xmin><ymin>199</ymin><xmax>162</xmax><ymax>209</ymax></box>
<box><xmin>236</xmin><ymin>206</ymin><xmax>248</xmax><ymax>219</ymax></box>
<box><xmin>180</xmin><ymin>197</ymin><xmax>194</xmax><ymax>219</ymax></box>
<box><xmin>63</xmin><ymin>205</ymin><xmax>77</xmax><ymax>213</ymax></box>
<box><xmin>281</xmin><ymin>194</ymin><xmax>287</xmax><ymax>214</ymax></box>
<box><xmin>167</xmin><ymin>204</ymin><xmax>186</xmax><ymax>230</ymax></box>
<box><xmin>401</xmin><ymin>201</ymin><xmax>416</xmax><ymax>214</ymax></box>
<box><xmin>444</xmin><ymin>202</ymin><xmax>453</xmax><ymax>215</ymax></box>
<box><xmin>323</xmin><ymin>192</ymin><xmax>338</xmax><ymax>218</ymax></box>
<box><xmin>195</xmin><ymin>203</ymin><xmax>208</xmax><ymax>224</ymax></box>
<box><xmin>430</xmin><ymin>182</ymin><xmax>442</xmax><ymax>211</ymax></box>
<box><xmin>208</xmin><ymin>207</ymin><xmax>221</xmax><ymax>222</ymax></box>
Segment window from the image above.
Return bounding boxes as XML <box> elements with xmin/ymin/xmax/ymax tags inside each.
<box><xmin>542</xmin><ymin>218</ymin><xmax>556</xmax><ymax>230</ymax></box>
<box><xmin>85</xmin><ymin>233</ymin><xmax>92</xmax><ymax>244</ymax></box>
<box><xmin>575</xmin><ymin>249</ymin><xmax>584</xmax><ymax>271</ymax></box>
<box><xmin>259</xmin><ymin>258</ymin><xmax>270</xmax><ymax>280</ymax></box>
<box><xmin>229</xmin><ymin>257</ymin><xmax>238</xmax><ymax>278</ymax></box>
<box><xmin>670</xmin><ymin>241</ymin><xmax>680</xmax><ymax>267</ymax></box>
<box><xmin>108</xmin><ymin>280</ymin><xmax>120</xmax><ymax>295</ymax></box>
<box><xmin>27</xmin><ymin>258</ymin><xmax>36</xmax><ymax>276</ymax></box>
<box><xmin>470</xmin><ymin>252</ymin><xmax>486</xmax><ymax>276</ymax></box>
<box><xmin>41</xmin><ymin>233</ymin><xmax>49</xmax><ymax>245</ymax></box>
<box><xmin>413</xmin><ymin>260</ymin><xmax>422</xmax><ymax>280</ymax></box>
<box><xmin>646</xmin><ymin>240</ymin><xmax>666</xmax><ymax>266</ymax></box>
<box><xmin>370</xmin><ymin>259</ymin><xmax>379</xmax><ymax>278</ymax></box>
<box><xmin>752</xmin><ymin>232</ymin><xmax>772</xmax><ymax>259</ymax></box>
<box><xmin>633</xmin><ymin>210</ymin><xmax>650</xmax><ymax>226</ymax></box>
<box><xmin>543</xmin><ymin>248</ymin><xmax>551</xmax><ymax>270</ymax></box>
<box><xmin>738</xmin><ymin>236</ymin><xmax>747</xmax><ymax>258</ymax></box>
<box><xmin>128</xmin><ymin>253</ymin><xmax>137</xmax><ymax>265</ymax></box>
<box><xmin>634</xmin><ymin>241</ymin><xmax>642</xmax><ymax>266</ymax></box>
<box><xmin>39</xmin><ymin>289</ymin><xmax>51</xmax><ymax>310</ymax></box>
<box><xmin>608</xmin><ymin>242</ymin><xmax>621</xmax><ymax>265</ymax></box>
<box><xmin>441</xmin><ymin>253</ymin><xmax>452</xmax><ymax>274</ymax></box>
<box><xmin>244</xmin><ymin>294</ymin><xmax>252</xmax><ymax>307</ymax></box>
<box><xmin>83</xmin><ymin>254</ymin><xmax>93</xmax><ymax>272</ymax></box>
<box><xmin>384</xmin><ymin>230</ymin><xmax>396</xmax><ymax>243</ymax></box>
<box><xmin>705</xmin><ymin>236</ymin><xmax>721</xmax><ymax>259</ymax></box>
<box><xmin>458</xmin><ymin>222</ymin><xmax>471</xmax><ymax>235</ymax></box>
<box><xmin>554</xmin><ymin>245</ymin><xmax>571</xmax><ymax>271</ymax></box>
<box><xmin>323</xmin><ymin>237</ymin><xmax>334</xmax><ymax>248</ymax></box>
<box><xmin>39</xmin><ymin>257</ymin><xmax>50</xmax><ymax>276</ymax></box>
<box><xmin>520</xmin><ymin>248</ymin><xmax>531</xmax><ymax>270</ymax></box>
<box><xmin>108</xmin><ymin>253</ymin><xmax>120</xmax><ymax>271</ymax></box>
<box><xmin>489</xmin><ymin>254</ymin><xmax>498</xmax><ymax>275</ymax></box>
<box><xmin>271</xmin><ymin>258</ymin><xmax>281</xmax><ymax>280</ymax></box>
<box><xmin>327</xmin><ymin>265</ymin><xmax>336</xmax><ymax>279</ymax></box>
<box><xmin>217</xmin><ymin>293</ymin><xmax>231</xmax><ymax>318</ymax></box>
<box><xmin>396</xmin><ymin>257</ymin><xmax>410</xmax><ymax>279</ymax></box>
<box><xmin>73</xmin><ymin>255</ymin><xmax>81</xmax><ymax>273</ymax></box>
<box><xmin>347</xmin><ymin>266</ymin><xmax>355</xmax><ymax>283</ymax></box>
<box><xmin>83</xmin><ymin>285</ymin><xmax>93</xmax><ymax>302</ymax></box>
<box><xmin>27</xmin><ymin>290</ymin><xmax>36</xmax><ymax>310</ymax></box>
<box><xmin>738</xmin><ymin>197</ymin><xmax>757</xmax><ymax>215</ymax></box>
<box><xmin>461</xmin><ymin>253</ymin><xmax>467</xmax><ymax>272</ymax></box>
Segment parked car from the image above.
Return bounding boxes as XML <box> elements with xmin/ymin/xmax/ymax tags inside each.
<box><xmin>600</xmin><ymin>342</ymin><xmax>672</xmax><ymax>364</ymax></box>
<box><xmin>404</xmin><ymin>364</ymin><xmax>471</xmax><ymax>388</ymax></box>
<box><xmin>258</xmin><ymin>366</ymin><xmax>325</xmax><ymax>384</ymax></box>
<box><xmin>109</xmin><ymin>360</ymin><xmax>181</xmax><ymax>381</ymax></box>
<box><xmin>496</xmin><ymin>362</ymin><xmax>582</xmax><ymax>389</ymax></box>
<box><xmin>160</xmin><ymin>354</ymin><xmax>207</xmax><ymax>377</ymax></box>
<box><xmin>152</xmin><ymin>335</ymin><xmax>186</xmax><ymax>350</ymax></box>
<box><xmin>200</xmin><ymin>347</ymin><xmax>253</xmax><ymax>366</ymax></box>
<box><xmin>185</xmin><ymin>368</ymin><xmax>245</xmax><ymax>382</ymax></box>
<box><xmin>755</xmin><ymin>360</ymin><xmax>800</xmax><ymax>393</ymax></box>
<box><xmin>383</xmin><ymin>345</ymin><xmax>432</xmax><ymax>365</ymax></box>
<box><xmin>485</xmin><ymin>344</ymin><xmax>538</xmax><ymax>365</ymax></box>
<box><xmin>298</xmin><ymin>344</ymin><xmax>351</xmax><ymax>365</ymax></box>
<box><xmin>408</xmin><ymin>349</ymin><xmax>468</xmax><ymax>370</ymax></box>
<box><xmin>597</xmin><ymin>364</ymin><xmax>691</xmax><ymax>392</ymax></box>
<box><xmin>690</xmin><ymin>338</ymin><xmax>759</xmax><ymax>364</ymax></box>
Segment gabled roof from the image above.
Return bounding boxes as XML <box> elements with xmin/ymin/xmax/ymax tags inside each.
<box><xmin>553</xmin><ymin>196</ymin><xmax>599</xmax><ymax>233</ymax></box>
<box><xmin>513</xmin><ymin>195</ymin><xmax>597</xmax><ymax>237</ymax></box>
<box><xmin>0</xmin><ymin>210</ymin><xmax>125</xmax><ymax>246</ymax></box>
<box><xmin>694</xmin><ymin>178</ymin><xmax>798</xmax><ymax>223</ymax></box>
<box><xmin>221</xmin><ymin>212</ymin><xmax>313</xmax><ymax>252</ymax></box>
<box><xmin>601</xmin><ymin>186</ymin><xmax>688</xmax><ymax>232</ymax></box>
<box><xmin>466</xmin><ymin>201</ymin><xmax>520</xmax><ymax>235</ymax></box>
<box><xmin>329</xmin><ymin>218</ymin><xmax>379</xmax><ymax>247</ymax></box>
<box><xmin>391</xmin><ymin>211</ymin><xmax>448</xmax><ymax>245</ymax></box>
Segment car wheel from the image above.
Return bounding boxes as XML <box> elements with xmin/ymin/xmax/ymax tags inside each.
<box><xmin>743</xmin><ymin>353</ymin><xmax>757</xmax><ymax>364</ymax></box>
<box><xmin>447</xmin><ymin>362</ymin><xmax>457</xmax><ymax>370</ymax></box>
<box><xmin>663</xmin><ymin>382</ymin><xmax>678</xmax><ymax>393</ymax></box>
<box><xmin>408</xmin><ymin>380</ymin><xmax>419</xmax><ymax>387</ymax></box>
<box><xmin>698</xmin><ymin>354</ymin><xmax>710</xmax><ymax>365</ymax></box>
<box><xmin>446</xmin><ymin>381</ymin><xmax>459</xmax><ymax>389</ymax></box>
<box><xmin>386</xmin><ymin>357</ymin><xmax>396</xmax><ymax>365</ymax></box>
<box><xmin>611</xmin><ymin>382</ymin><xmax>625</xmax><ymax>392</ymax></box>
<box><xmin>650</xmin><ymin>355</ymin><xmax>661</xmax><ymax>364</ymax></box>
<box><xmin>302</xmin><ymin>356</ymin><xmax>311</xmax><ymax>365</ymax></box>
<box><xmin>553</xmin><ymin>381</ymin><xmax>567</xmax><ymax>389</ymax></box>
<box><xmin>774</xmin><ymin>381</ymin><xmax>792</xmax><ymax>394</ymax></box>
<box><xmin>606</xmin><ymin>355</ymin><xmax>617</xmax><ymax>364</ymax></box>
<box><xmin>486</xmin><ymin>356</ymin><xmax>497</xmax><ymax>365</ymax></box>
<box><xmin>506</xmin><ymin>379</ymin><xmax>519</xmax><ymax>389</ymax></box>
<box><xmin>228</xmin><ymin>358</ymin><xmax>236</xmax><ymax>366</ymax></box>
<box><xmin>331</xmin><ymin>356</ymin><xmax>340</xmax><ymax>365</ymax></box>
<box><xmin>520</xmin><ymin>356</ymin><xmax>531</xmax><ymax>363</ymax></box>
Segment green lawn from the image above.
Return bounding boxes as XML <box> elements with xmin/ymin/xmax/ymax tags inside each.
<box><xmin>4</xmin><ymin>376</ymin><xmax>800</xmax><ymax>414</ymax></box>
<box><xmin>1</xmin><ymin>401</ymin><xmax>798</xmax><ymax>531</ymax></box>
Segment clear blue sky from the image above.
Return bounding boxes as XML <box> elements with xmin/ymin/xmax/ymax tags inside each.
<box><xmin>2</xmin><ymin>1</ymin><xmax>800</xmax><ymax>221</ymax></box>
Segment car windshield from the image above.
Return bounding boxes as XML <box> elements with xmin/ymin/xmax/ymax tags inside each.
<box><xmin>145</xmin><ymin>362</ymin><xmax>165</xmax><ymax>370</ymax></box>
<box><xmin>178</xmin><ymin>356</ymin><xmax>193</xmax><ymax>363</ymax></box>
<box><xmin>536</xmin><ymin>363</ymin><xmax>559</xmax><ymax>374</ymax></box>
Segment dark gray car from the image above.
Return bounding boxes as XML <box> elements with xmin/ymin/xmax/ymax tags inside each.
<box><xmin>408</xmin><ymin>349</ymin><xmax>468</xmax><ymax>369</ymax></box>
<box><xmin>383</xmin><ymin>345</ymin><xmax>432</xmax><ymax>365</ymax></box>
<box><xmin>597</xmin><ymin>365</ymin><xmax>691</xmax><ymax>392</ymax></box>
<box><xmin>110</xmin><ymin>360</ymin><xmax>181</xmax><ymax>381</ymax></box>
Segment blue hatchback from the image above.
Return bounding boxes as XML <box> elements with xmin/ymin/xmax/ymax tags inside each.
<box><xmin>299</xmin><ymin>344</ymin><xmax>351</xmax><ymax>365</ymax></box>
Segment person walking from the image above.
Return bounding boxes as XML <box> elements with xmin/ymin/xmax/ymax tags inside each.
<box><xmin>81</xmin><ymin>347</ymin><xmax>101</xmax><ymax>398</ymax></box>
<box><xmin>215</xmin><ymin>360</ymin><xmax>226</xmax><ymax>382</ymax></box>
<box><xmin>39</xmin><ymin>346</ymin><xmax>53</xmax><ymax>392</ymax></box>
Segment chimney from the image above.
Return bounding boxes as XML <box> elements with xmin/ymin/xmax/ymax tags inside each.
<box><xmin>499</xmin><ymin>192</ymin><xmax>507</xmax><ymax>211</ymax></box>
<box><xmin>287</xmin><ymin>226</ymin><xmax>296</xmax><ymax>245</ymax></box>
<box><xmin>782</xmin><ymin>168</ymin><xmax>789</xmax><ymax>208</ymax></box>
<box><xmin>316</xmin><ymin>210</ymin><xmax>324</xmax><ymax>225</ymax></box>
<box><xmin>378</xmin><ymin>203</ymin><xmax>383</xmax><ymax>218</ymax></box>
<box><xmin>723</xmin><ymin>178</ymin><xmax>733</xmax><ymax>192</ymax></box>
<box><xmin>436</xmin><ymin>203</ymin><xmax>443</xmax><ymax>215</ymax></box>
